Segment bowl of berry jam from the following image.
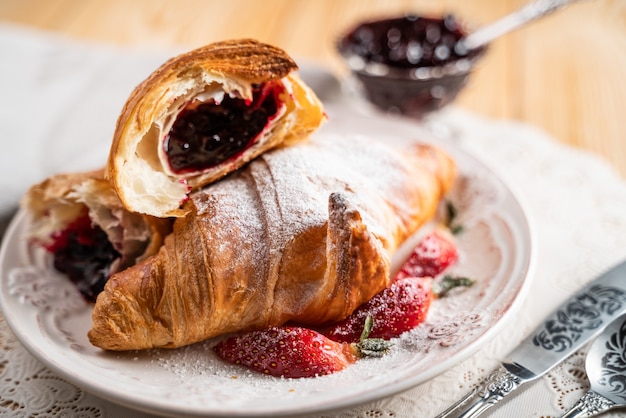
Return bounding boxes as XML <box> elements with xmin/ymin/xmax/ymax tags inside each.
<box><xmin>337</xmin><ymin>14</ymin><xmax>487</xmax><ymax>119</ymax></box>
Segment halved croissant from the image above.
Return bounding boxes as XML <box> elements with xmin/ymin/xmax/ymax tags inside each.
<box><xmin>22</xmin><ymin>170</ymin><xmax>172</xmax><ymax>300</ymax></box>
<box><xmin>89</xmin><ymin>131</ymin><xmax>456</xmax><ymax>351</ymax></box>
<box><xmin>106</xmin><ymin>39</ymin><xmax>325</xmax><ymax>218</ymax></box>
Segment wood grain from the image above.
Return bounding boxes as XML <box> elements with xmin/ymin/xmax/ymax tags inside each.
<box><xmin>1</xmin><ymin>0</ymin><xmax>625</xmax><ymax>176</ymax></box>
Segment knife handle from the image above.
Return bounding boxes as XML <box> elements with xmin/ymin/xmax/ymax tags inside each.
<box><xmin>434</xmin><ymin>366</ymin><xmax>525</xmax><ymax>418</ymax></box>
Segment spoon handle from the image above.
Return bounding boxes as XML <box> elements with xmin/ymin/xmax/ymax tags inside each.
<box><xmin>559</xmin><ymin>390</ymin><xmax>617</xmax><ymax>418</ymax></box>
<box><xmin>461</xmin><ymin>0</ymin><xmax>583</xmax><ymax>51</ymax></box>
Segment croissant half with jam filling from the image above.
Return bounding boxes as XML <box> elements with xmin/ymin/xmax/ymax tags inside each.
<box><xmin>106</xmin><ymin>39</ymin><xmax>325</xmax><ymax>218</ymax></box>
<box><xmin>22</xmin><ymin>170</ymin><xmax>172</xmax><ymax>301</ymax></box>
<box><xmin>88</xmin><ymin>132</ymin><xmax>456</xmax><ymax>351</ymax></box>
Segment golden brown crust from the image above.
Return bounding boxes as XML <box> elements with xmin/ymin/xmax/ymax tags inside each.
<box><xmin>126</xmin><ymin>39</ymin><xmax>298</xmax><ymax>102</ymax></box>
<box><xmin>106</xmin><ymin>39</ymin><xmax>325</xmax><ymax>218</ymax></box>
<box><xmin>89</xmin><ymin>132</ymin><xmax>456</xmax><ymax>351</ymax></box>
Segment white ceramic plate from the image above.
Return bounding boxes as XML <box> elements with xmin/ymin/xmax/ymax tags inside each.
<box><xmin>0</xmin><ymin>105</ymin><xmax>533</xmax><ymax>417</ymax></box>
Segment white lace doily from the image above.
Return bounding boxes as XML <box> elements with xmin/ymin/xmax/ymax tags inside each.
<box><xmin>2</xmin><ymin>24</ymin><xmax>626</xmax><ymax>418</ymax></box>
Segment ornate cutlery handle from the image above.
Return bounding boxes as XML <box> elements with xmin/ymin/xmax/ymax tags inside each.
<box><xmin>559</xmin><ymin>390</ymin><xmax>617</xmax><ymax>418</ymax></box>
<box><xmin>434</xmin><ymin>367</ymin><xmax>525</xmax><ymax>418</ymax></box>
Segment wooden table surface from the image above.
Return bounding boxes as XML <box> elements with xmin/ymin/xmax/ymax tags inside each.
<box><xmin>2</xmin><ymin>0</ymin><xmax>625</xmax><ymax>177</ymax></box>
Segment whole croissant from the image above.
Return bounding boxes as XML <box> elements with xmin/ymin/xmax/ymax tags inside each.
<box><xmin>89</xmin><ymin>131</ymin><xmax>456</xmax><ymax>350</ymax></box>
<box><xmin>107</xmin><ymin>39</ymin><xmax>325</xmax><ymax>218</ymax></box>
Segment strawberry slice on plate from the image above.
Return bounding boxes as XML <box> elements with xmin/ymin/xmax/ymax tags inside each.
<box><xmin>394</xmin><ymin>229</ymin><xmax>458</xmax><ymax>281</ymax></box>
<box><xmin>324</xmin><ymin>276</ymin><xmax>433</xmax><ymax>343</ymax></box>
<box><xmin>213</xmin><ymin>325</ymin><xmax>390</xmax><ymax>378</ymax></box>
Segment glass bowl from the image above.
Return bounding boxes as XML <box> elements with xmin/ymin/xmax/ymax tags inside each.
<box><xmin>337</xmin><ymin>14</ymin><xmax>487</xmax><ymax>119</ymax></box>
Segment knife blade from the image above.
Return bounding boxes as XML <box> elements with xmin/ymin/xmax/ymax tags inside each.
<box><xmin>435</xmin><ymin>259</ymin><xmax>626</xmax><ymax>418</ymax></box>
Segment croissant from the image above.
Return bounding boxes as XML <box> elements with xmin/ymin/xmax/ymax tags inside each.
<box><xmin>22</xmin><ymin>170</ymin><xmax>172</xmax><ymax>301</ymax></box>
<box><xmin>89</xmin><ymin>130</ymin><xmax>456</xmax><ymax>351</ymax></box>
<box><xmin>106</xmin><ymin>39</ymin><xmax>325</xmax><ymax>218</ymax></box>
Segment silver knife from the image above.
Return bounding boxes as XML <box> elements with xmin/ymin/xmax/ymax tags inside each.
<box><xmin>435</xmin><ymin>259</ymin><xmax>626</xmax><ymax>418</ymax></box>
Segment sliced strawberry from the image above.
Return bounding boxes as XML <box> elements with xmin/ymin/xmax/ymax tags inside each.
<box><xmin>213</xmin><ymin>325</ymin><xmax>390</xmax><ymax>378</ymax></box>
<box><xmin>324</xmin><ymin>276</ymin><xmax>433</xmax><ymax>343</ymax></box>
<box><xmin>394</xmin><ymin>229</ymin><xmax>458</xmax><ymax>281</ymax></box>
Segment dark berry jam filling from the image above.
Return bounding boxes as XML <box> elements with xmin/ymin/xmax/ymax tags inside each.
<box><xmin>44</xmin><ymin>212</ymin><xmax>119</xmax><ymax>302</ymax></box>
<box><xmin>339</xmin><ymin>14</ymin><xmax>479</xmax><ymax>69</ymax></box>
<box><xmin>164</xmin><ymin>82</ymin><xmax>282</xmax><ymax>174</ymax></box>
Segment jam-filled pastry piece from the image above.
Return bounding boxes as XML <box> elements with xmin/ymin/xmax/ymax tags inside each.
<box><xmin>107</xmin><ymin>39</ymin><xmax>325</xmax><ymax>218</ymax></box>
<box><xmin>22</xmin><ymin>170</ymin><xmax>172</xmax><ymax>301</ymax></box>
<box><xmin>89</xmin><ymin>132</ymin><xmax>456</xmax><ymax>351</ymax></box>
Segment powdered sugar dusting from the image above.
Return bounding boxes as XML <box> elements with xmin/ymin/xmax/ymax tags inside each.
<box><xmin>261</xmin><ymin>132</ymin><xmax>401</xmax><ymax>242</ymax></box>
<box><xmin>193</xmin><ymin>171</ymin><xmax>268</xmax><ymax>269</ymax></box>
<box><xmin>195</xmin><ymin>130</ymin><xmax>444</xmax><ymax>259</ymax></box>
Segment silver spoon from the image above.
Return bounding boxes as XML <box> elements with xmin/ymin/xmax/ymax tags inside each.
<box><xmin>559</xmin><ymin>313</ymin><xmax>626</xmax><ymax>418</ymax></box>
<box><xmin>457</xmin><ymin>0</ymin><xmax>585</xmax><ymax>54</ymax></box>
